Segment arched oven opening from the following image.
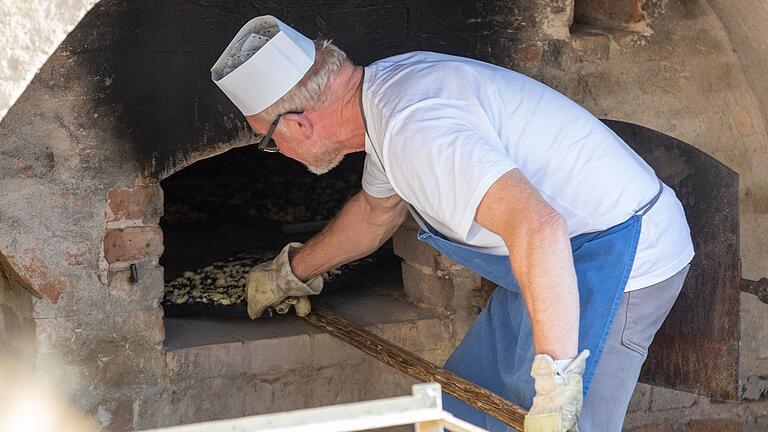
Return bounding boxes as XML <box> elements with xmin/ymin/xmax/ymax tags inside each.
<box><xmin>159</xmin><ymin>144</ymin><xmax>404</xmax><ymax>341</ymax></box>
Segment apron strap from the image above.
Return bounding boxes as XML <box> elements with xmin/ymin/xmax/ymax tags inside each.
<box><xmin>407</xmin><ymin>204</ymin><xmax>432</xmax><ymax>233</ymax></box>
<box><xmin>634</xmin><ymin>179</ymin><xmax>664</xmax><ymax>217</ymax></box>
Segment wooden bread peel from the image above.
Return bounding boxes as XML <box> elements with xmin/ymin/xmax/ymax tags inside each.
<box><xmin>301</xmin><ymin>306</ymin><xmax>527</xmax><ymax>431</ymax></box>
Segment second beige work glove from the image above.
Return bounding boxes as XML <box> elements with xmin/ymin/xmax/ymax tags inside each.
<box><xmin>245</xmin><ymin>242</ymin><xmax>323</xmax><ymax>319</ymax></box>
<box><xmin>524</xmin><ymin>349</ymin><xmax>590</xmax><ymax>432</ymax></box>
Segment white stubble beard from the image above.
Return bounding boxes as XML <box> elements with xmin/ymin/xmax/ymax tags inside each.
<box><xmin>305</xmin><ymin>138</ymin><xmax>345</xmax><ymax>175</ymax></box>
<box><xmin>306</xmin><ymin>155</ymin><xmax>343</xmax><ymax>175</ymax></box>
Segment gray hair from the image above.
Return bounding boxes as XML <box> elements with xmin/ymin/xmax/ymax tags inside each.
<box><xmin>258</xmin><ymin>39</ymin><xmax>348</xmax><ymax>122</ymax></box>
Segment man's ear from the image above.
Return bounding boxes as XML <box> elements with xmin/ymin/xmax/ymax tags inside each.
<box><xmin>281</xmin><ymin>113</ymin><xmax>313</xmax><ymax>140</ymax></box>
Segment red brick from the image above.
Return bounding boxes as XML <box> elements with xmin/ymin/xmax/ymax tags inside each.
<box><xmin>686</xmin><ymin>418</ymin><xmax>743</xmax><ymax>432</ymax></box>
<box><xmin>570</xmin><ymin>31</ymin><xmax>611</xmax><ymax>60</ymax></box>
<box><xmin>103</xmin><ymin>227</ymin><xmax>163</xmax><ymax>264</ymax></box>
<box><xmin>1</xmin><ymin>248</ymin><xmax>67</xmax><ymax>302</ymax></box>
<box><xmin>106</xmin><ymin>185</ymin><xmax>163</xmax><ymax>223</ymax></box>
<box><xmin>512</xmin><ymin>41</ymin><xmax>543</xmax><ymax>65</ymax></box>
<box><xmin>627</xmin><ymin>0</ymin><xmax>645</xmax><ymax>24</ymax></box>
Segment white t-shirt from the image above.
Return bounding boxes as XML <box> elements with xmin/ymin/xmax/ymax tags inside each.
<box><xmin>360</xmin><ymin>51</ymin><xmax>694</xmax><ymax>291</ymax></box>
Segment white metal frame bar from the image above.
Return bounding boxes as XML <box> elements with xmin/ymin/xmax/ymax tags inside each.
<box><xmin>143</xmin><ymin>383</ymin><xmax>487</xmax><ymax>432</ymax></box>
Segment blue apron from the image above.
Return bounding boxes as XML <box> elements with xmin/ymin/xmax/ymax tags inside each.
<box><xmin>411</xmin><ymin>182</ymin><xmax>663</xmax><ymax>431</ymax></box>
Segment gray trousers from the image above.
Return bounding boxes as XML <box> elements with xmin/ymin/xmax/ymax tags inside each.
<box><xmin>579</xmin><ymin>264</ymin><xmax>690</xmax><ymax>431</ymax></box>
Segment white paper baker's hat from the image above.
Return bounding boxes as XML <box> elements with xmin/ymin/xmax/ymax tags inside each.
<box><xmin>211</xmin><ymin>16</ymin><xmax>316</xmax><ymax>116</ymax></box>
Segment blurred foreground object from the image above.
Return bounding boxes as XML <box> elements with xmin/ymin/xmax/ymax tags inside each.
<box><xmin>142</xmin><ymin>383</ymin><xmax>488</xmax><ymax>432</ymax></box>
<box><xmin>0</xmin><ymin>359</ymin><xmax>99</xmax><ymax>432</ymax></box>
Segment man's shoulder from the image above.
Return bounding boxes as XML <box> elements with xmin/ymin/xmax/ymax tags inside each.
<box><xmin>370</xmin><ymin>50</ymin><xmax>460</xmax><ymax>66</ymax></box>
<box><xmin>368</xmin><ymin>51</ymin><xmax>494</xmax><ymax>76</ymax></box>
<box><xmin>365</xmin><ymin>52</ymin><xmax>491</xmax><ymax>115</ymax></box>
<box><xmin>366</xmin><ymin>51</ymin><xmax>535</xmax><ymax>102</ymax></box>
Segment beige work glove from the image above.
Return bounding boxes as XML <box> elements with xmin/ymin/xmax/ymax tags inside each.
<box><xmin>245</xmin><ymin>242</ymin><xmax>323</xmax><ymax>319</ymax></box>
<box><xmin>524</xmin><ymin>350</ymin><xmax>590</xmax><ymax>432</ymax></box>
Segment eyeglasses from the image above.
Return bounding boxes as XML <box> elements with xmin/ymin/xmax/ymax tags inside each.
<box><xmin>257</xmin><ymin>111</ymin><xmax>303</xmax><ymax>153</ymax></box>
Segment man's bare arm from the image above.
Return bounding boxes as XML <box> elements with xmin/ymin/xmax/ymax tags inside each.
<box><xmin>290</xmin><ymin>190</ymin><xmax>408</xmax><ymax>281</ymax></box>
<box><xmin>475</xmin><ymin>169</ymin><xmax>579</xmax><ymax>360</ymax></box>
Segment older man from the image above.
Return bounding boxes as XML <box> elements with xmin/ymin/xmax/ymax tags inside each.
<box><xmin>211</xmin><ymin>16</ymin><xmax>693</xmax><ymax>432</ymax></box>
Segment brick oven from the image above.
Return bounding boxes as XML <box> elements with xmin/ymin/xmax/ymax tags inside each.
<box><xmin>2</xmin><ymin>0</ymin><xmax>768</xmax><ymax>431</ymax></box>
<box><xmin>0</xmin><ymin>1</ymin><xmax>498</xmax><ymax>429</ymax></box>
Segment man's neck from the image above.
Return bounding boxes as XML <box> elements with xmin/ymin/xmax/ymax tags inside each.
<box><xmin>314</xmin><ymin>62</ymin><xmax>366</xmax><ymax>154</ymax></box>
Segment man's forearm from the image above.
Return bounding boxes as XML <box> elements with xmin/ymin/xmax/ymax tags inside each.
<box><xmin>290</xmin><ymin>191</ymin><xmax>407</xmax><ymax>281</ymax></box>
<box><xmin>506</xmin><ymin>213</ymin><xmax>580</xmax><ymax>360</ymax></box>
<box><xmin>476</xmin><ymin>170</ymin><xmax>580</xmax><ymax>361</ymax></box>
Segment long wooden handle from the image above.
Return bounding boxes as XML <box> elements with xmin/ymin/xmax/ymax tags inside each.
<box><xmin>301</xmin><ymin>306</ymin><xmax>526</xmax><ymax>431</ymax></box>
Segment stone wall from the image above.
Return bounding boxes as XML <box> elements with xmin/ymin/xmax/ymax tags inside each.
<box><xmin>703</xmin><ymin>0</ymin><xmax>768</xmax><ymax>382</ymax></box>
<box><xmin>623</xmin><ymin>383</ymin><xmax>768</xmax><ymax>431</ymax></box>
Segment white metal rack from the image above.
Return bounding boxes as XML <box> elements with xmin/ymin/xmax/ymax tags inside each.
<box><xmin>143</xmin><ymin>383</ymin><xmax>488</xmax><ymax>432</ymax></box>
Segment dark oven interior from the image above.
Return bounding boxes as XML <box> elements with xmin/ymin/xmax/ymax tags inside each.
<box><xmin>159</xmin><ymin>146</ymin><xmax>401</xmax><ymax>318</ymax></box>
